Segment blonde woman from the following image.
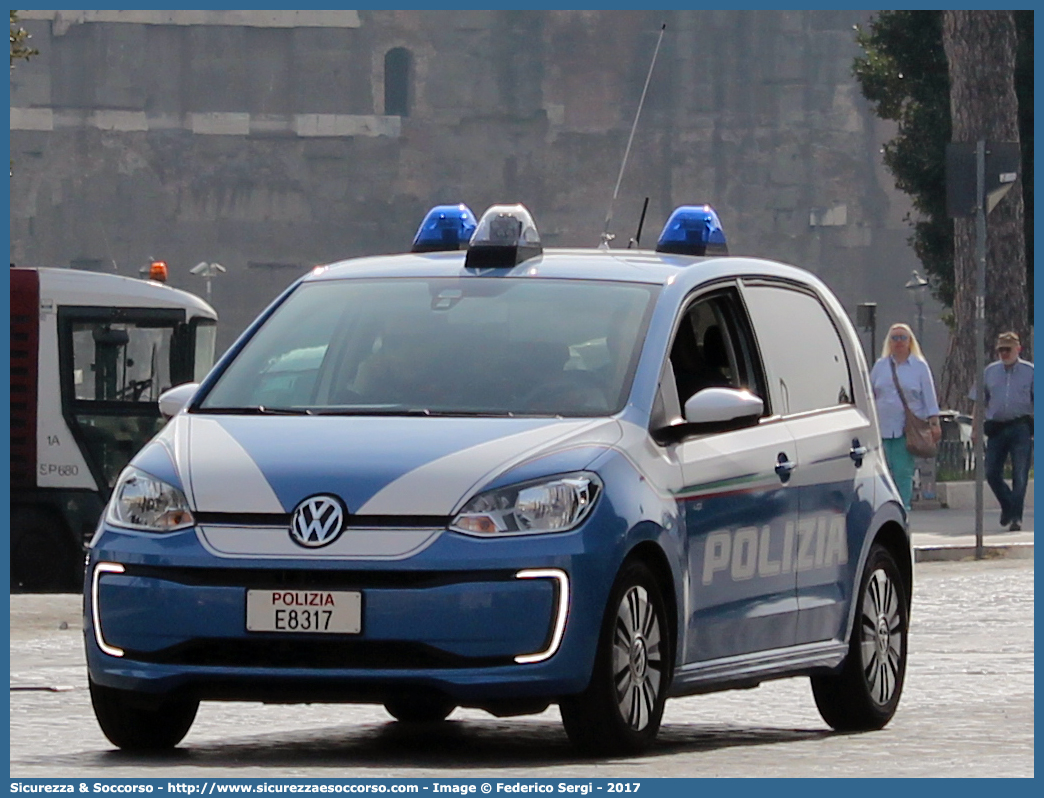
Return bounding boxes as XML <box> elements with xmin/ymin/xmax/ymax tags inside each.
<box><xmin>869</xmin><ymin>323</ymin><xmax>942</xmax><ymax>511</ymax></box>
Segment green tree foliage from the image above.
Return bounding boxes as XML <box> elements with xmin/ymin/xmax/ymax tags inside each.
<box><xmin>10</xmin><ymin>10</ymin><xmax>38</xmax><ymax>174</ymax></box>
<box><xmin>10</xmin><ymin>10</ymin><xmax>38</xmax><ymax>67</ymax></box>
<box><xmin>853</xmin><ymin>10</ymin><xmax>1033</xmax><ymax>314</ymax></box>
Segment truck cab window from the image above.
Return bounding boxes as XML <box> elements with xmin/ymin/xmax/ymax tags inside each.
<box><xmin>71</xmin><ymin>322</ymin><xmax>175</xmax><ymax>403</ymax></box>
<box><xmin>193</xmin><ymin>320</ymin><xmax>218</xmax><ymax>382</ymax></box>
<box><xmin>60</xmin><ymin>309</ymin><xmax>189</xmax><ymax>488</ymax></box>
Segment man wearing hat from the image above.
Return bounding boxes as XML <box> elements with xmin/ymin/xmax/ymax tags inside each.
<box><xmin>971</xmin><ymin>331</ymin><xmax>1034</xmax><ymax>530</ymax></box>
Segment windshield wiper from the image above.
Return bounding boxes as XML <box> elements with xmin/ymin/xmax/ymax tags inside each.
<box><xmin>309</xmin><ymin>406</ymin><xmax>525</xmax><ymax>418</ymax></box>
<box><xmin>308</xmin><ymin>405</ymin><xmax>433</xmax><ymax>417</ymax></box>
<box><xmin>205</xmin><ymin>405</ymin><xmax>523</xmax><ymax>418</ymax></box>
<box><xmin>202</xmin><ymin>406</ymin><xmax>313</xmax><ymax>415</ymax></box>
<box><xmin>422</xmin><ymin>410</ymin><xmax>518</xmax><ymax>418</ymax></box>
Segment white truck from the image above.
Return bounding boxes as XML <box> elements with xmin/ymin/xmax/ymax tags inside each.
<box><xmin>10</xmin><ymin>266</ymin><xmax>218</xmax><ymax>591</ymax></box>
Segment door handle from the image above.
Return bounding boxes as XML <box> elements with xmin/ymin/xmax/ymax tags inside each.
<box><xmin>850</xmin><ymin>438</ymin><xmax>867</xmax><ymax>467</ymax></box>
<box><xmin>775</xmin><ymin>452</ymin><xmax>796</xmax><ymax>483</ymax></box>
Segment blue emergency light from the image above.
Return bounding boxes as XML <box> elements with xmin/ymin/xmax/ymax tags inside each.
<box><xmin>655</xmin><ymin>205</ymin><xmax>728</xmax><ymax>257</ymax></box>
<box><xmin>411</xmin><ymin>204</ymin><xmax>478</xmax><ymax>252</ymax></box>
<box><xmin>464</xmin><ymin>204</ymin><xmax>543</xmax><ymax>269</ymax></box>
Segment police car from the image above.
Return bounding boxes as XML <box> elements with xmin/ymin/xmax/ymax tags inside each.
<box><xmin>84</xmin><ymin>203</ymin><xmax>910</xmax><ymax>755</ymax></box>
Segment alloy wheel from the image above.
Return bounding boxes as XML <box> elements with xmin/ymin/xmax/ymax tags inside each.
<box><xmin>860</xmin><ymin>568</ymin><xmax>903</xmax><ymax>705</ymax></box>
<box><xmin>612</xmin><ymin>585</ymin><xmax>664</xmax><ymax>731</ymax></box>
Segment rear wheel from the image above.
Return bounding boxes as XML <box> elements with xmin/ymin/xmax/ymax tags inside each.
<box><xmin>383</xmin><ymin>696</ymin><xmax>455</xmax><ymax>723</ymax></box>
<box><xmin>560</xmin><ymin>561</ymin><xmax>671</xmax><ymax>755</ymax></box>
<box><xmin>811</xmin><ymin>543</ymin><xmax>908</xmax><ymax>731</ymax></box>
<box><xmin>89</xmin><ymin>680</ymin><xmax>199</xmax><ymax>750</ymax></box>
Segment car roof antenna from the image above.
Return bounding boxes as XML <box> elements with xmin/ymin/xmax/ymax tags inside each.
<box><xmin>627</xmin><ymin>197</ymin><xmax>650</xmax><ymax>249</ymax></box>
<box><xmin>600</xmin><ymin>22</ymin><xmax>666</xmax><ymax>250</ymax></box>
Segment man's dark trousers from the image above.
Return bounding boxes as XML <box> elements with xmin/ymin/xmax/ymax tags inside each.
<box><xmin>985</xmin><ymin>420</ymin><xmax>1033</xmax><ymax>524</ymax></box>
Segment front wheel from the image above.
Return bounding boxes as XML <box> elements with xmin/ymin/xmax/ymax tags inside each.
<box><xmin>560</xmin><ymin>561</ymin><xmax>671</xmax><ymax>755</ymax></box>
<box><xmin>89</xmin><ymin>680</ymin><xmax>199</xmax><ymax>750</ymax></box>
<box><xmin>811</xmin><ymin>543</ymin><xmax>908</xmax><ymax>731</ymax></box>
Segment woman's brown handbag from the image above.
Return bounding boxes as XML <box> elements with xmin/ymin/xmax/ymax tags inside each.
<box><xmin>890</xmin><ymin>360</ymin><xmax>938</xmax><ymax>458</ymax></box>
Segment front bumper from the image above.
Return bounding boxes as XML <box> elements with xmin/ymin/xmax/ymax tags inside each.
<box><xmin>84</xmin><ymin>520</ymin><xmax>623</xmax><ymax>704</ymax></box>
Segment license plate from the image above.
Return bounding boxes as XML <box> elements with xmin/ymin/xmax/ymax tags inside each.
<box><xmin>246</xmin><ymin>590</ymin><xmax>362</xmax><ymax>634</ymax></box>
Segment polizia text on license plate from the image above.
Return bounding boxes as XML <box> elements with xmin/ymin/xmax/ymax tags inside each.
<box><xmin>245</xmin><ymin>590</ymin><xmax>362</xmax><ymax>633</ymax></box>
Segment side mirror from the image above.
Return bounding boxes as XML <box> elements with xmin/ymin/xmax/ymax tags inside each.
<box><xmin>158</xmin><ymin>382</ymin><xmax>199</xmax><ymax>419</ymax></box>
<box><xmin>653</xmin><ymin>387</ymin><xmax>764</xmax><ymax>444</ymax></box>
<box><xmin>683</xmin><ymin>387</ymin><xmax>764</xmax><ymax>425</ymax></box>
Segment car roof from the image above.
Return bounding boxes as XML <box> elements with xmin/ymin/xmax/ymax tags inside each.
<box><xmin>306</xmin><ymin>248</ymin><xmax>825</xmax><ymax>295</ymax></box>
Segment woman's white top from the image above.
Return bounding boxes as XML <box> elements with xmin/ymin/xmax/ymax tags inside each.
<box><xmin>870</xmin><ymin>354</ymin><xmax>941</xmax><ymax>438</ymax></box>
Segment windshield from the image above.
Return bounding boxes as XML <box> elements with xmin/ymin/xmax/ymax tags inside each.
<box><xmin>199</xmin><ymin>277</ymin><xmax>658</xmax><ymax>417</ymax></box>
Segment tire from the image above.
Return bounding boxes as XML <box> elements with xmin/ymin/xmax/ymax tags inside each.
<box><xmin>560</xmin><ymin>561</ymin><xmax>671</xmax><ymax>756</ymax></box>
<box><xmin>811</xmin><ymin>543</ymin><xmax>908</xmax><ymax>731</ymax></box>
<box><xmin>383</xmin><ymin>696</ymin><xmax>455</xmax><ymax>723</ymax></box>
<box><xmin>10</xmin><ymin>507</ymin><xmax>82</xmax><ymax>593</ymax></box>
<box><xmin>89</xmin><ymin>679</ymin><xmax>199</xmax><ymax>750</ymax></box>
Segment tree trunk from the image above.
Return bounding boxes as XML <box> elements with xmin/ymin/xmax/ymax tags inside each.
<box><xmin>940</xmin><ymin>11</ymin><xmax>1028</xmax><ymax>411</ymax></box>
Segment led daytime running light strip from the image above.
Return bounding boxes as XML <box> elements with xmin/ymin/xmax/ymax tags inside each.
<box><xmin>91</xmin><ymin>562</ymin><xmax>126</xmax><ymax>657</ymax></box>
<box><xmin>513</xmin><ymin>568</ymin><xmax>570</xmax><ymax>664</ymax></box>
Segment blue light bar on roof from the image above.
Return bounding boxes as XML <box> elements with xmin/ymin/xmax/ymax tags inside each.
<box><xmin>411</xmin><ymin>204</ymin><xmax>478</xmax><ymax>252</ymax></box>
<box><xmin>655</xmin><ymin>205</ymin><xmax>728</xmax><ymax>257</ymax></box>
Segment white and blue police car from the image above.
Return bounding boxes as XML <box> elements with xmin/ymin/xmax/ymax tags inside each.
<box><xmin>84</xmin><ymin>203</ymin><xmax>910</xmax><ymax>755</ymax></box>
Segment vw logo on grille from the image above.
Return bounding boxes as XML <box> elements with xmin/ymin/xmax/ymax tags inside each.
<box><xmin>289</xmin><ymin>495</ymin><xmax>346</xmax><ymax>548</ymax></box>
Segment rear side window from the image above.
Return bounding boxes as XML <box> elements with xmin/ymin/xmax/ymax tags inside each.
<box><xmin>741</xmin><ymin>283</ymin><xmax>853</xmax><ymax>416</ymax></box>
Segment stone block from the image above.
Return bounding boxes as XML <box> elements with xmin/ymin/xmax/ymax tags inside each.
<box><xmin>294</xmin><ymin>114</ymin><xmax>401</xmax><ymax>138</ymax></box>
<box><xmin>91</xmin><ymin>111</ymin><xmax>148</xmax><ymax>132</ymax></box>
<box><xmin>190</xmin><ymin>112</ymin><xmax>250</xmax><ymax>136</ymax></box>
<box><xmin>10</xmin><ymin>108</ymin><xmax>54</xmax><ymax>132</ymax></box>
<box><xmin>809</xmin><ymin>204</ymin><xmax>847</xmax><ymax>227</ymax></box>
<box><xmin>20</xmin><ymin>10</ymin><xmax>362</xmax><ymax>30</ymax></box>
<box><xmin>769</xmin><ymin>148</ymin><xmax>804</xmax><ymax>186</ymax></box>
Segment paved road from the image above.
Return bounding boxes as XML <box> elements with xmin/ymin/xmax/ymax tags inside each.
<box><xmin>10</xmin><ymin>558</ymin><xmax>1034</xmax><ymax>778</ymax></box>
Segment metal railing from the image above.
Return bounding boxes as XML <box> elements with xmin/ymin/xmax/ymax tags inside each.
<box><xmin>933</xmin><ymin>438</ymin><xmax>1031</xmax><ymax>482</ymax></box>
<box><xmin>936</xmin><ymin>439</ymin><xmax>975</xmax><ymax>481</ymax></box>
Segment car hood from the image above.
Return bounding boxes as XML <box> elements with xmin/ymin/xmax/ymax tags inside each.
<box><xmin>138</xmin><ymin>414</ymin><xmax>623</xmax><ymax>516</ymax></box>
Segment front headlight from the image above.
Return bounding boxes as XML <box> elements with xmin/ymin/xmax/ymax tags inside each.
<box><xmin>450</xmin><ymin>472</ymin><xmax>601</xmax><ymax>536</ymax></box>
<box><xmin>105</xmin><ymin>466</ymin><xmax>195</xmax><ymax>532</ymax></box>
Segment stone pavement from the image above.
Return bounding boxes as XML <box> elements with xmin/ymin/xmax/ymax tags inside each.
<box><xmin>910</xmin><ymin>506</ymin><xmax>1034</xmax><ymax>562</ymax></box>
<box><xmin>9</xmin><ymin>560</ymin><xmax>1036</xmax><ymax>776</ymax></box>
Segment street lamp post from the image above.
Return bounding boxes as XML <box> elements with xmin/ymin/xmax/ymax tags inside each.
<box><xmin>905</xmin><ymin>270</ymin><xmax>930</xmax><ymax>343</ymax></box>
<box><xmin>190</xmin><ymin>261</ymin><xmax>226</xmax><ymax>304</ymax></box>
